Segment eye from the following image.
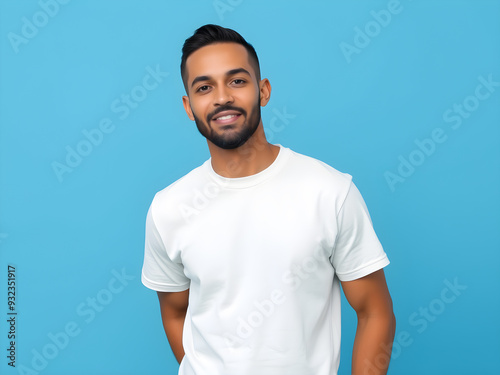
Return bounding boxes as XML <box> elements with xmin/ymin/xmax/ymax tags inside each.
<box><xmin>196</xmin><ymin>85</ymin><xmax>210</xmax><ymax>93</ymax></box>
<box><xmin>232</xmin><ymin>79</ymin><xmax>246</xmax><ymax>85</ymax></box>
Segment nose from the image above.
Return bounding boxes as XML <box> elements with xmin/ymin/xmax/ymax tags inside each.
<box><xmin>213</xmin><ymin>85</ymin><xmax>234</xmax><ymax>106</ymax></box>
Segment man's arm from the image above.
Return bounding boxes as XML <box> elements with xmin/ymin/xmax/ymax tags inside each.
<box><xmin>341</xmin><ymin>269</ymin><xmax>396</xmax><ymax>375</ymax></box>
<box><xmin>157</xmin><ymin>289</ymin><xmax>189</xmax><ymax>364</ymax></box>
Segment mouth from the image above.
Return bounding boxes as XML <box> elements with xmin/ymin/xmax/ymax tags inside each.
<box><xmin>211</xmin><ymin>110</ymin><xmax>242</xmax><ymax>125</ymax></box>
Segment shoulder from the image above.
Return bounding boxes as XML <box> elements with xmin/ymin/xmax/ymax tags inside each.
<box><xmin>285</xmin><ymin>147</ymin><xmax>353</xmax><ymax>193</ymax></box>
<box><xmin>149</xmin><ymin>161</ymin><xmax>210</xmax><ymax>218</ymax></box>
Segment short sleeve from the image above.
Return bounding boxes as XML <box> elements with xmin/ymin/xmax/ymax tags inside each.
<box><xmin>331</xmin><ymin>182</ymin><xmax>389</xmax><ymax>281</ymax></box>
<box><xmin>141</xmin><ymin>201</ymin><xmax>190</xmax><ymax>292</ymax></box>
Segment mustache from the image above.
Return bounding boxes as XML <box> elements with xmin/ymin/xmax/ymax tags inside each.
<box><xmin>207</xmin><ymin>105</ymin><xmax>247</xmax><ymax>123</ymax></box>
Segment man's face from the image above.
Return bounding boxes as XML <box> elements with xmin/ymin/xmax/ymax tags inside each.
<box><xmin>182</xmin><ymin>43</ymin><xmax>263</xmax><ymax>150</ymax></box>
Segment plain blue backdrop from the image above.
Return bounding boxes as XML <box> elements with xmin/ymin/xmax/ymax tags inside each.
<box><xmin>1</xmin><ymin>1</ymin><xmax>499</xmax><ymax>374</ymax></box>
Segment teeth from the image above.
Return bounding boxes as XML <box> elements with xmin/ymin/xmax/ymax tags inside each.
<box><xmin>216</xmin><ymin>114</ymin><xmax>237</xmax><ymax>121</ymax></box>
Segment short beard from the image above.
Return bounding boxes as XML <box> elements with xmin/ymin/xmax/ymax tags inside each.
<box><xmin>192</xmin><ymin>96</ymin><xmax>261</xmax><ymax>150</ymax></box>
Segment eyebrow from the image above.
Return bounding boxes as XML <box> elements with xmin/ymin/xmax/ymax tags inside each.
<box><xmin>190</xmin><ymin>68</ymin><xmax>251</xmax><ymax>89</ymax></box>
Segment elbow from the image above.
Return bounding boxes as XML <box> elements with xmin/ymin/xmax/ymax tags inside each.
<box><xmin>385</xmin><ymin>299</ymin><xmax>396</xmax><ymax>338</ymax></box>
<box><xmin>367</xmin><ymin>307</ymin><xmax>396</xmax><ymax>337</ymax></box>
<box><xmin>390</xmin><ymin>311</ymin><xmax>396</xmax><ymax>338</ymax></box>
<box><xmin>377</xmin><ymin>309</ymin><xmax>396</xmax><ymax>337</ymax></box>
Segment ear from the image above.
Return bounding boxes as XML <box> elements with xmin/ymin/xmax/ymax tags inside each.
<box><xmin>259</xmin><ymin>78</ymin><xmax>271</xmax><ymax>107</ymax></box>
<box><xmin>182</xmin><ymin>95</ymin><xmax>195</xmax><ymax>121</ymax></box>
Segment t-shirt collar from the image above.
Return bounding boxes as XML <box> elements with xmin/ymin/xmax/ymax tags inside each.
<box><xmin>203</xmin><ymin>144</ymin><xmax>289</xmax><ymax>189</ymax></box>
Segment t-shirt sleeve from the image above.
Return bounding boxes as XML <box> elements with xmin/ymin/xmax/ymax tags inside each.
<box><xmin>141</xmin><ymin>201</ymin><xmax>191</xmax><ymax>292</ymax></box>
<box><xmin>331</xmin><ymin>181</ymin><xmax>389</xmax><ymax>282</ymax></box>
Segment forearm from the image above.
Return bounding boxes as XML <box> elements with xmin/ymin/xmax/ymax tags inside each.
<box><xmin>162</xmin><ymin>315</ymin><xmax>186</xmax><ymax>363</ymax></box>
<box><xmin>351</xmin><ymin>313</ymin><xmax>396</xmax><ymax>375</ymax></box>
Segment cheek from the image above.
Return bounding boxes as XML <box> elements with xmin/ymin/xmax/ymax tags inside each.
<box><xmin>190</xmin><ymin>99</ymin><xmax>209</xmax><ymax>119</ymax></box>
<box><xmin>237</xmin><ymin>90</ymin><xmax>259</xmax><ymax>111</ymax></box>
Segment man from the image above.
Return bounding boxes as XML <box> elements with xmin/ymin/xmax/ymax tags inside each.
<box><xmin>142</xmin><ymin>24</ymin><xmax>395</xmax><ymax>375</ymax></box>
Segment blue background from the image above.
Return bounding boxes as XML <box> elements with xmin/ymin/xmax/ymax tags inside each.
<box><xmin>1</xmin><ymin>0</ymin><xmax>499</xmax><ymax>374</ymax></box>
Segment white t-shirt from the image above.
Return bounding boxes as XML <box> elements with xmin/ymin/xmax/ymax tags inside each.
<box><xmin>142</xmin><ymin>145</ymin><xmax>389</xmax><ymax>375</ymax></box>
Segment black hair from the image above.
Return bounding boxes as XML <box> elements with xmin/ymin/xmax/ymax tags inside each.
<box><xmin>180</xmin><ymin>24</ymin><xmax>261</xmax><ymax>90</ymax></box>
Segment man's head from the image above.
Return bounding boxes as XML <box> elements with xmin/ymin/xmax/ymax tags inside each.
<box><xmin>180</xmin><ymin>24</ymin><xmax>270</xmax><ymax>150</ymax></box>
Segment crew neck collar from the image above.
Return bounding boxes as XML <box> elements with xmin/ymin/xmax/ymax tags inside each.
<box><xmin>203</xmin><ymin>144</ymin><xmax>290</xmax><ymax>189</ymax></box>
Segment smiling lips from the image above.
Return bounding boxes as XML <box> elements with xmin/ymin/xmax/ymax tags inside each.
<box><xmin>211</xmin><ymin>110</ymin><xmax>242</xmax><ymax>125</ymax></box>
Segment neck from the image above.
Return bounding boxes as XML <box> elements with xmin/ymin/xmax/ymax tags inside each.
<box><xmin>207</xmin><ymin>123</ymin><xmax>280</xmax><ymax>178</ymax></box>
